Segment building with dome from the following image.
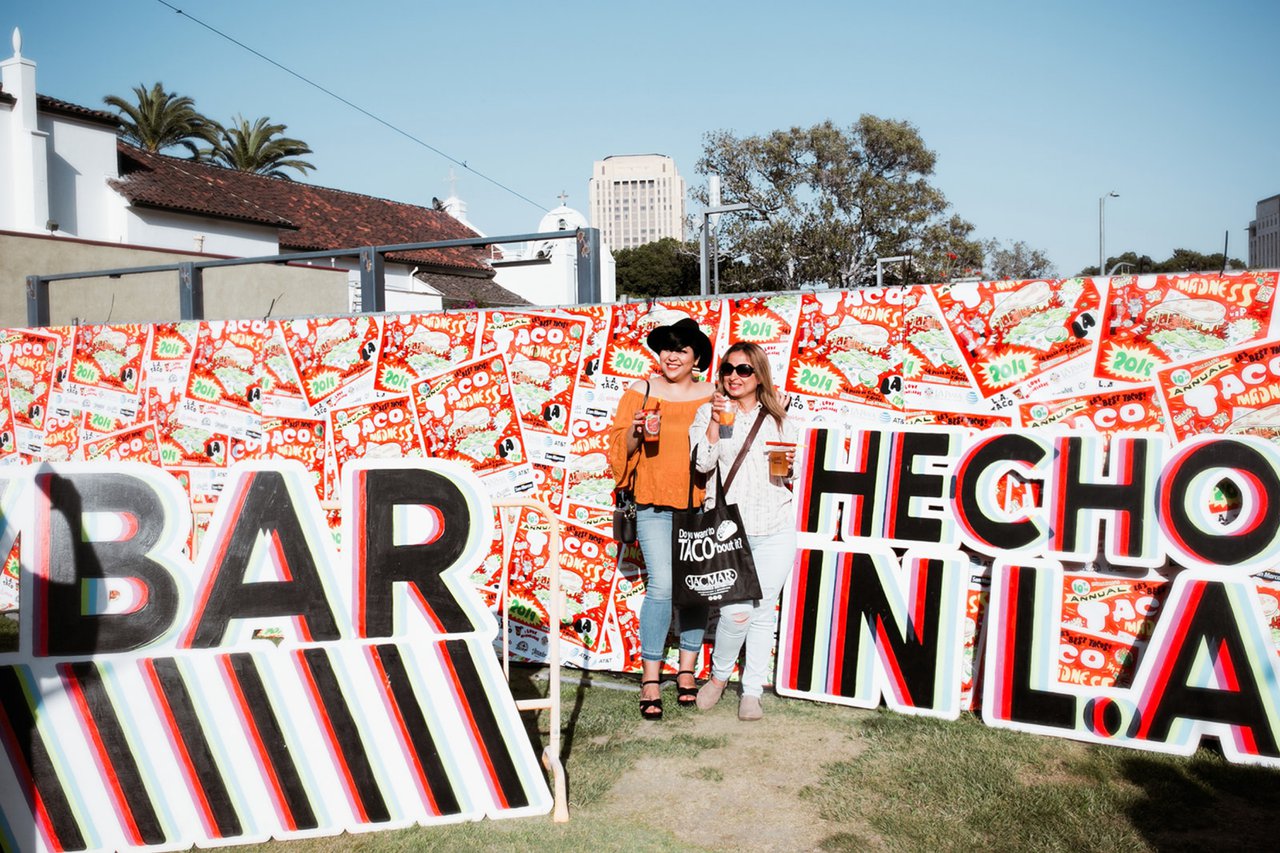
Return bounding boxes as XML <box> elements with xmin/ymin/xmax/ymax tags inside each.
<box><xmin>480</xmin><ymin>199</ymin><xmax>617</xmax><ymax>307</ymax></box>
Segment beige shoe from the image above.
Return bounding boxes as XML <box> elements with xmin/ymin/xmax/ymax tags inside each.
<box><xmin>696</xmin><ymin>677</ymin><xmax>727</xmax><ymax>711</ymax></box>
<box><xmin>738</xmin><ymin>694</ymin><xmax>763</xmax><ymax>721</ymax></box>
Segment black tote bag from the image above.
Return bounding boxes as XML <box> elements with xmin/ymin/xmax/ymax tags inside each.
<box><xmin>671</xmin><ymin>415</ymin><xmax>764</xmax><ymax>607</ymax></box>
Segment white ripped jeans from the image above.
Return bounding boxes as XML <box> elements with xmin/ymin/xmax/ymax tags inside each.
<box><xmin>708</xmin><ymin>529</ymin><xmax>797</xmax><ymax>697</ymax></box>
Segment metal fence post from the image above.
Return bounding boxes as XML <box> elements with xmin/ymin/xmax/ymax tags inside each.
<box><xmin>178</xmin><ymin>262</ymin><xmax>204</xmax><ymax>320</ymax></box>
<box><xmin>359</xmin><ymin>247</ymin><xmax>385</xmax><ymax>313</ymax></box>
<box><xmin>575</xmin><ymin>228</ymin><xmax>601</xmax><ymax>304</ymax></box>
<box><xmin>25</xmin><ymin>275</ymin><xmax>50</xmax><ymax>327</ymax></box>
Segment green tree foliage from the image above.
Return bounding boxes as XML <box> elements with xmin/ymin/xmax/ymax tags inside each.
<box><xmin>695</xmin><ymin>116</ymin><xmax>979</xmax><ymax>289</ymax></box>
<box><xmin>103</xmin><ymin>83</ymin><xmax>221</xmax><ymax>158</ymax></box>
<box><xmin>984</xmin><ymin>239</ymin><xmax>1056</xmax><ymax>280</ymax></box>
<box><xmin>206</xmin><ymin>115</ymin><xmax>315</xmax><ymax>179</ymax></box>
<box><xmin>614</xmin><ymin>238</ymin><xmax>701</xmax><ymax>299</ymax></box>
<box><xmin>1079</xmin><ymin>248</ymin><xmax>1245</xmax><ymax>277</ymax></box>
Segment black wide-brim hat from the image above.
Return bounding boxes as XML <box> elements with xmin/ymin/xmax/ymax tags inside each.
<box><xmin>645</xmin><ymin>317</ymin><xmax>712</xmax><ymax>372</ymax></box>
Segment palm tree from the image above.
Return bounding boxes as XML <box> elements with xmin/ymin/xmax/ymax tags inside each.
<box><xmin>103</xmin><ymin>83</ymin><xmax>221</xmax><ymax>158</ymax></box>
<box><xmin>206</xmin><ymin>115</ymin><xmax>315</xmax><ymax>179</ymax></box>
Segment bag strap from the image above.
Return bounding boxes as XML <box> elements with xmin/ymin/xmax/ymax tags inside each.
<box><xmin>688</xmin><ymin>406</ymin><xmax>767</xmax><ymax>507</ymax></box>
<box><xmin>619</xmin><ymin>380</ymin><xmax>651</xmax><ymax>490</ymax></box>
<box><xmin>722</xmin><ymin>411</ymin><xmax>766</xmax><ymax>494</ymax></box>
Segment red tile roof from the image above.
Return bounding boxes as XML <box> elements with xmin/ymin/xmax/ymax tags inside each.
<box><xmin>111</xmin><ymin>144</ymin><xmax>494</xmax><ymax>275</ymax></box>
<box><xmin>36</xmin><ymin>94</ymin><xmax>122</xmax><ymax>128</ymax></box>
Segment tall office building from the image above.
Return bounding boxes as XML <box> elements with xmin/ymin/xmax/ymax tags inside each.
<box><xmin>588</xmin><ymin>154</ymin><xmax>685</xmax><ymax>250</ymax></box>
<box><xmin>1249</xmin><ymin>194</ymin><xmax>1280</xmax><ymax>269</ymax></box>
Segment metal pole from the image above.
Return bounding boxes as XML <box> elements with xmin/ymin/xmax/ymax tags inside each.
<box><xmin>178</xmin><ymin>262</ymin><xmax>204</xmax><ymax>321</ymax></box>
<box><xmin>575</xmin><ymin>227</ymin><xmax>601</xmax><ymax>303</ymax></box>
<box><xmin>1098</xmin><ymin>196</ymin><xmax>1104</xmax><ymax>276</ymax></box>
<box><xmin>1099</xmin><ymin>191</ymin><xmax>1118</xmax><ymax>276</ymax></box>
<box><xmin>699</xmin><ymin>217</ymin><xmax>709</xmax><ymax>297</ymax></box>
<box><xmin>713</xmin><ymin>222</ymin><xmax>720</xmax><ymax>295</ymax></box>
<box><xmin>358</xmin><ymin>246</ymin><xmax>385</xmax><ymax>313</ymax></box>
<box><xmin>26</xmin><ymin>275</ymin><xmax>49</xmax><ymax>327</ymax></box>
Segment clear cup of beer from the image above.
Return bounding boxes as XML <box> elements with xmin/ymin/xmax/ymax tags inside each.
<box><xmin>766</xmin><ymin>441</ymin><xmax>796</xmax><ymax>477</ymax></box>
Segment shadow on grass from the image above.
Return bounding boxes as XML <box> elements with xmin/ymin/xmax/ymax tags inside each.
<box><xmin>1119</xmin><ymin>745</ymin><xmax>1280</xmax><ymax>851</ymax></box>
<box><xmin>505</xmin><ymin>662</ymin><xmax>599</xmax><ymax>808</ymax></box>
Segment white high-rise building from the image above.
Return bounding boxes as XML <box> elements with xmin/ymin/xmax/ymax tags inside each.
<box><xmin>1249</xmin><ymin>194</ymin><xmax>1280</xmax><ymax>269</ymax></box>
<box><xmin>588</xmin><ymin>154</ymin><xmax>685</xmax><ymax>250</ymax></box>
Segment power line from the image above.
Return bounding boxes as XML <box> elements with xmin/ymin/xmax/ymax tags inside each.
<box><xmin>153</xmin><ymin>0</ymin><xmax>548</xmax><ymax>213</ymax></box>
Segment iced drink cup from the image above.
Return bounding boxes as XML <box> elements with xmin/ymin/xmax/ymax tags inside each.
<box><xmin>718</xmin><ymin>403</ymin><xmax>735</xmax><ymax>439</ymax></box>
<box><xmin>642</xmin><ymin>408</ymin><xmax>661</xmax><ymax>442</ymax></box>
<box><xmin>767</xmin><ymin>441</ymin><xmax>795</xmax><ymax>477</ymax></box>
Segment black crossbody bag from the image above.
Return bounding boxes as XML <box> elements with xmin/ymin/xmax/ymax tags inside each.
<box><xmin>612</xmin><ymin>381</ymin><xmax>650</xmax><ymax>543</ymax></box>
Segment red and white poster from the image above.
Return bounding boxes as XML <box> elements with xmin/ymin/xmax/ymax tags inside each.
<box><xmin>280</xmin><ymin>315</ymin><xmax>380</xmax><ymax>410</ymax></box>
<box><xmin>1095</xmin><ymin>271</ymin><xmax>1279</xmax><ymax>383</ymax></box>
<box><xmin>181</xmin><ymin>320</ymin><xmax>267</xmax><ymax>437</ymax></box>
<box><xmin>1</xmin><ymin>327</ymin><xmax>60</xmax><ymax>452</ymax></box>
<box><xmin>410</xmin><ymin>356</ymin><xmax>532</xmax><ymax>495</ymax></box>
<box><xmin>933</xmin><ymin>277</ymin><xmax>1101</xmax><ymax>399</ymax></box>
<box><xmin>61</xmin><ymin>323</ymin><xmax>147</xmax><ymax>420</ymax></box>
<box><xmin>786</xmin><ymin>290</ymin><xmax>900</xmax><ymax>410</ymax></box>
<box><xmin>373</xmin><ymin>311</ymin><xmax>478</xmax><ymax>395</ymax></box>
<box><xmin>600</xmin><ymin>300</ymin><xmax>722</xmax><ymax>384</ymax></box>
<box><xmin>478</xmin><ymin>311</ymin><xmax>589</xmax><ymax>464</ymax></box>
<box><xmin>1156</xmin><ymin>338</ymin><xmax>1280</xmax><ymax>442</ymax></box>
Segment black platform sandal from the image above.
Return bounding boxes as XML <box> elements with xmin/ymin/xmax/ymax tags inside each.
<box><xmin>639</xmin><ymin>679</ymin><xmax>663</xmax><ymax>721</ymax></box>
<box><xmin>676</xmin><ymin>670</ymin><xmax>698</xmax><ymax>707</ymax></box>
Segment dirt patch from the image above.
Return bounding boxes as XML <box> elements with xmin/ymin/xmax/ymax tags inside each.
<box><xmin>597</xmin><ymin>695</ymin><xmax>872</xmax><ymax>852</ymax></box>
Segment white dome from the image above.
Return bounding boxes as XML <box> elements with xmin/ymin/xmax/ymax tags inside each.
<box><xmin>536</xmin><ymin>205</ymin><xmax>588</xmax><ymax>234</ymax></box>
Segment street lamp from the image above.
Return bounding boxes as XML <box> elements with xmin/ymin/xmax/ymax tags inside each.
<box><xmin>699</xmin><ymin>203</ymin><xmax>752</xmax><ymax>296</ymax></box>
<box><xmin>1099</xmin><ymin>191</ymin><xmax>1119</xmax><ymax>276</ymax></box>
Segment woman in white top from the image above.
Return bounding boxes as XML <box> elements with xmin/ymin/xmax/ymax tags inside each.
<box><xmin>688</xmin><ymin>342</ymin><xmax>798</xmax><ymax>721</ymax></box>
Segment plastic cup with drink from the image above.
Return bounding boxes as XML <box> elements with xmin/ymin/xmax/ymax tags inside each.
<box><xmin>718</xmin><ymin>397</ymin><xmax>735</xmax><ymax>439</ymax></box>
<box><xmin>642</xmin><ymin>403</ymin><xmax>662</xmax><ymax>443</ymax></box>
<box><xmin>766</xmin><ymin>441</ymin><xmax>796</xmax><ymax>477</ymax></box>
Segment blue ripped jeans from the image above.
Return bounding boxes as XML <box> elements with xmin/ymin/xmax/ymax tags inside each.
<box><xmin>709</xmin><ymin>529</ymin><xmax>797</xmax><ymax>696</ymax></box>
<box><xmin>636</xmin><ymin>506</ymin><xmax>707</xmax><ymax>660</ymax></box>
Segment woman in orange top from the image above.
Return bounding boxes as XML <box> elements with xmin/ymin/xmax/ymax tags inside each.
<box><xmin>609</xmin><ymin>317</ymin><xmax>714</xmax><ymax>720</ymax></box>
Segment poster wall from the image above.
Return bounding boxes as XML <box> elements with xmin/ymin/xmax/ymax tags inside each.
<box><xmin>3</xmin><ymin>271</ymin><xmax>1280</xmax><ymax>848</ymax></box>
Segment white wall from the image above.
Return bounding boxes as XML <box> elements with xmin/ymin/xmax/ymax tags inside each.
<box><xmin>125</xmin><ymin>207</ymin><xmax>281</xmax><ymax>257</ymax></box>
<box><xmin>0</xmin><ymin>104</ymin><xmax>13</xmax><ymax>228</ymax></box>
<box><xmin>40</xmin><ymin>114</ymin><xmax>120</xmax><ymax>240</ymax></box>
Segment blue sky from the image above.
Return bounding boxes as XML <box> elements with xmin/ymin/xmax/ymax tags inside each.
<box><xmin>7</xmin><ymin>0</ymin><xmax>1277</xmax><ymax>276</ymax></box>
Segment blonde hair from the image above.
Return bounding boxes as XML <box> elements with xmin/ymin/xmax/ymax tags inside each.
<box><xmin>722</xmin><ymin>342</ymin><xmax>786</xmax><ymax>429</ymax></box>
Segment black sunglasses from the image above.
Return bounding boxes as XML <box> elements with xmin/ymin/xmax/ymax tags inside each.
<box><xmin>719</xmin><ymin>363</ymin><xmax>756</xmax><ymax>377</ymax></box>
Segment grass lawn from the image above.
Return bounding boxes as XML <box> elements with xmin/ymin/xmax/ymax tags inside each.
<box><xmin>262</xmin><ymin>667</ymin><xmax>1280</xmax><ymax>852</ymax></box>
<box><xmin>3</xmin><ymin>615</ymin><xmax>1277</xmax><ymax>851</ymax></box>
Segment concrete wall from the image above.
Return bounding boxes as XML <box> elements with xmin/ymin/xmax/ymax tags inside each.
<box><xmin>1</xmin><ymin>231</ymin><xmax>349</xmax><ymax>327</ymax></box>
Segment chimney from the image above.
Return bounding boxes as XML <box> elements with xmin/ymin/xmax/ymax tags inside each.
<box><xmin>2</xmin><ymin>28</ymin><xmax>51</xmax><ymax>232</ymax></box>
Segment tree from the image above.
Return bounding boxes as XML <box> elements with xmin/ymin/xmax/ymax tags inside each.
<box><xmin>983</xmin><ymin>239</ymin><xmax>1056</xmax><ymax>280</ymax></box>
<box><xmin>206</xmin><ymin>115</ymin><xmax>315</xmax><ymax>179</ymax></box>
<box><xmin>1079</xmin><ymin>248</ymin><xmax>1245</xmax><ymax>277</ymax></box>
<box><xmin>911</xmin><ymin>215</ymin><xmax>985</xmax><ymax>285</ymax></box>
<box><xmin>614</xmin><ymin>238</ymin><xmax>700</xmax><ymax>299</ymax></box>
<box><xmin>695</xmin><ymin>116</ymin><xmax>974</xmax><ymax>289</ymax></box>
<box><xmin>103</xmin><ymin>82</ymin><xmax>221</xmax><ymax>158</ymax></box>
